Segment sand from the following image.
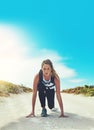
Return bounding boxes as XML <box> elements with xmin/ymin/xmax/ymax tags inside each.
<box><xmin>0</xmin><ymin>93</ymin><xmax>94</xmax><ymax>130</ymax></box>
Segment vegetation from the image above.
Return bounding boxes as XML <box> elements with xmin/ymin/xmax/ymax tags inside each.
<box><xmin>0</xmin><ymin>80</ymin><xmax>32</xmax><ymax>97</ymax></box>
<box><xmin>1</xmin><ymin>80</ymin><xmax>94</xmax><ymax>97</ymax></box>
<box><xmin>62</xmin><ymin>85</ymin><xmax>94</xmax><ymax>96</ymax></box>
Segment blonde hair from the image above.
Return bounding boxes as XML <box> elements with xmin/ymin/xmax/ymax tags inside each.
<box><xmin>41</xmin><ymin>59</ymin><xmax>59</xmax><ymax>79</ymax></box>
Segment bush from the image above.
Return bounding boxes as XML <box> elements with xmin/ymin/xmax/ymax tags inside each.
<box><xmin>62</xmin><ymin>85</ymin><xmax>94</xmax><ymax>97</ymax></box>
<box><xmin>7</xmin><ymin>85</ymin><xmax>23</xmax><ymax>94</ymax></box>
<box><xmin>0</xmin><ymin>80</ymin><xmax>32</xmax><ymax>97</ymax></box>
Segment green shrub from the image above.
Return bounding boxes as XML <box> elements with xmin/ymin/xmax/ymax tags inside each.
<box><xmin>0</xmin><ymin>80</ymin><xmax>32</xmax><ymax>97</ymax></box>
<box><xmin>7</xmin><ymin>85</ymin><xmax>23</xmax><ymax>94</ymax></box>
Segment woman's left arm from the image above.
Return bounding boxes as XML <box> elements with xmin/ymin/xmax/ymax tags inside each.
<box><xmin>55</xmin><ymin>77</ymin><xmax>67</xmax><ymax>117</ymax></box>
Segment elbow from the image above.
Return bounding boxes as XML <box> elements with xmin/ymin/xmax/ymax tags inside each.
<box><xmin>33</xmin><ymin>90</ymin><xmax>37</xmax><ymax>96</ymax></box>
<box><xmin>56</xmin><ymin>91</ymin><xmax>60</xmax><ymax>97</ymax></box>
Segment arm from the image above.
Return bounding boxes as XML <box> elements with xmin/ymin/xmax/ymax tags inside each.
<box><xmin>54</xmin><ymin>77</ymin><xmax>66</xmax><ymax>117</ymax></box>
<box><xmin>26</xmin><ymin>74</ymin><xmax>39</xmax><ymax>117</ymax></box>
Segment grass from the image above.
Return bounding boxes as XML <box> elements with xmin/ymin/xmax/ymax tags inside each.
<box><xmin>0</xmin><ymin>80</ymin><xmax>32</xmax><ymax>97</ymax></box>
<box><xmin>62</xmin><ymin>85</ymin><xmax>94</xmax><ymax>97</ymax></box>
<box><xmin>1</xmin><ymin>80</ymin><xmax>94</xmax><ymax>97</ymax></box>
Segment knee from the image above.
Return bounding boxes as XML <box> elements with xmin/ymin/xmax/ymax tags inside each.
<box><xmin>48</xmin><ymin>105</ymin><xmax>53</xmax><ymax>109</ymax></box>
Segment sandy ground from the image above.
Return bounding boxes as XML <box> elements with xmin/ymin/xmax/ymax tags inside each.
<box><xmin>0</xmin><ymin>93</ymin><xmax>94</xmax><ymax>130</ymax></box>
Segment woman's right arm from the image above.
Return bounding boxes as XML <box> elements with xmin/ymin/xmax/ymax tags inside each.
<box><xmin>26</xmin><ymin>74</ymin><xmax>39</xmax><ymax>117</ymax></box>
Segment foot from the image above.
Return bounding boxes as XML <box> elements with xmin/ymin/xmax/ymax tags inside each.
<box><xmin>51</xmin><ymin>107</ymin><xmax>58</xmax><ymax>112</ymax></box>
<box><xmin>41</xmin><ymin>108</ymin><xmax>47</xmax><ymax>117</ymax></box>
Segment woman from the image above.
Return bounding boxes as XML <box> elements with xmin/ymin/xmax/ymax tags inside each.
<box><xmin>26</xmin><ymin>59</ymin><xmax>67</xmax><ymax>117</ymax></box>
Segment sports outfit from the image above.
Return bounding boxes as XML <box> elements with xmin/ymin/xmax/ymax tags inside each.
<box><xmin>37</xmin><ymin>70</ymin><xmax>55</xmax><ymax>111</ymax></box>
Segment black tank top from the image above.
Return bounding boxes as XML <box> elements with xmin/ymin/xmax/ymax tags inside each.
<box><xmin>37</xmin><ymin>70</ymin><xmax>55</xmax><ymax>91</ymax></box>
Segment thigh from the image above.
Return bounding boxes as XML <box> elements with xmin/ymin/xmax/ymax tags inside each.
<box><xmin>38</xmin><ymin>91</ymin><xmax>46</xmax><ymax>107</ymax></box>
<box><xmin>46</xmin><ymin>89</ymin><xmax>55</xmax><ymax>109</ymax></box>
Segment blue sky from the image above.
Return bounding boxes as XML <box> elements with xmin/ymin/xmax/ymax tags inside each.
<box><xmin>0</xmin><ymin>0</ymin><xmax>94</xmax><ymax>89</ymax></box>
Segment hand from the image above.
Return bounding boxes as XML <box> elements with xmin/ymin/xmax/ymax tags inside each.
<box><xmin>59</xmin><ymin>114</ymin><xmax>68</xmax><ymax>118</ymax></box>
<box><xmin>26</xmin><ymin>112</ymin><xmax>35</xmax><ymax>118</ymax></box>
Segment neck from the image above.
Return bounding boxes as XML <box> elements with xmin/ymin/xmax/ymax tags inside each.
<box><xmin>43</xmin><ymin>75</ymin><xmax>51</xmax><ymax>81</ymax></box>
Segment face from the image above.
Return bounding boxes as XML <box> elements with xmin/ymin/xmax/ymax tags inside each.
<box><xmin>42</xmin><ymin>64</ymin><xmax>52</xmax><ymax>77</ymax></box>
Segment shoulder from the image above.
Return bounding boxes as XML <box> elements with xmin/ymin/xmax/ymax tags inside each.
<box><xmin>54</xmin><ymin>75</ymin><xmax>60</xmax><ymax>81</ymax></box>
<box><xmin>34</xmin><ymin>73</ymin><xmax>39</xmax><ymax>83</ymax></box>
<box><xmin>34</xmin><ymin>70</ymin><xmax>43</xmax><ymax>83</ymax></box>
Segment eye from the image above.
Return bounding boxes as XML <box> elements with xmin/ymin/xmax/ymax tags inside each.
<box><xmin>43</xmin><ymin>68</ymin><xmax>46</xmax><ymax>70</ymax></box>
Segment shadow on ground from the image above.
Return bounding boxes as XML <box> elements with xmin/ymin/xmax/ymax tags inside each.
<box><xmin>1</xmin><ymin>112</ymin><xmax>94</xmax><ymax>130</ymax></box>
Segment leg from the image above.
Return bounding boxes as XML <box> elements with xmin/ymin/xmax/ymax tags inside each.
<box><xmin>38</xmin><ymin>91</ymin><xmax>46</xmax><ymax>108</ymax></box>
<box><xmin>38</xmin><ymin>91</ymin><xmax>47</xmax><ymax>117</ymax></box>
<box><xmin>46</xmin><ymin>89</ymin><xmax>55</xmax><ymax>109</ymax></box>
